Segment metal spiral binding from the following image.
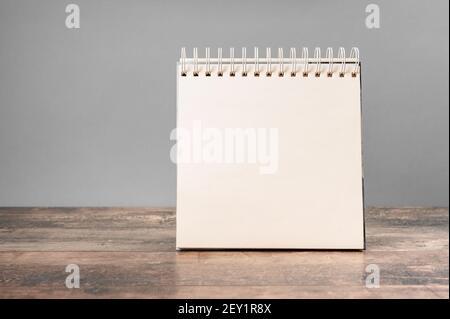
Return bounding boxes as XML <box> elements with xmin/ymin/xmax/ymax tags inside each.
<box><xmin>326</xmin><ymin>47</ymin><xmax>333</xmax><ymax>77</ymax></box>
<box><xmin>217</xmin><ymin>48</ymin><xmax>223</xmax><ymax>76</ymax></box>
<box><xmin>266</xmin><ymin>48</ymin><xmax>272</xmax><ymax>77</ymax></box>
<box><xmin>338</xmin><ymin>47</ymin><xmax>346</xmax><ymax>77</ymax></box>
<box><xmin>192</xmin><ymin>48</ymin><xmax>199</xmax><ymax>77</ymax></box>
<box><xmin>205</xmin><ymin>47</ymin><xmax>211</xmax><ymax>76</ymax></box>
<box><xmin>254</xmin><ymin>47</ymin><xmax>260</xmax><ymax>77</ymax></box>
<box><xmin>314</xmin><ymin>47</ymin><xmax>321</xmax><ymax>77</ymax></box>
<box><xmin>290</xmin><ymin>48</ymin><xmax>296</xmax><ymax>77</ymax></box>
<box><xmin>278</xmin><ymin>48</ymin><xmax>284</xmax><ymax>77</ymax></box>
<box><xmin>302</xmin><ymin>47</ymin><xmax>309</xmax><ymax>77</ymax></box>
<box><xmin>350</xmin><ymin>47</ymin><xmax>360</xmax><ymax>77</ymax></box>
<box><xmin>242</xmin><ymin>47</ymin><xmax>247</xmax><ymax>77</ymax></box>
<box><xmin>179</xmin><ymin>47</ymin><xmax>360</xmax><ymax>78</ymax></box>
<box><xmin>230</xmin><ymin>47</ymin><xmax>235</xmax><ymax>77</ymax></box>
<box><xmin>180</xmin><ymin>47</ymin><xmax>187</xmax><ymax>76</ymax></box>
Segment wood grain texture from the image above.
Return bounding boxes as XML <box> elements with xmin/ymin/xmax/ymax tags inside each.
<box><xmin>0</xmin><ymin>207</ymin><xmax>448</xmax><ymax>298</ymax></box>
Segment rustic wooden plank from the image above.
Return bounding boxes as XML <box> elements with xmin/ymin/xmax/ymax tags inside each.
<box><xmin>1</xmin><ymin>285</ymin><xmax>447</xmax><ymax>299</ymax></box>
<box><xmin>0</xmin><ymin>207</ymin><xmax>176</xmax><ymax>251</ymax></box>
<box><xmin>0</xmin><ymin>207</ymin><xmax>448</xmax><ymax>252</ymax></box>
<box><xmin>0</xmin><ymin>207</ymin><xmax>448</xmax><ymax>298</ymax></box>
<box><xmin>0</xmin><ymin>249</ymin><xmax>447</xmax><ymax>298</ymax></box>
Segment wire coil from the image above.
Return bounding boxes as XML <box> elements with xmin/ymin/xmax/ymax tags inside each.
<box><xmin>180</xmin><ymin>47</ymin><xmax>361</xmax><ymax>77</ymax></box>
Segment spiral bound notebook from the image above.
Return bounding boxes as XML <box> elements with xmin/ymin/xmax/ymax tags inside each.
<box><xmin>175</xmin><ymin>47</ymin><xmax>365</xmax><ymax>249</ymax></box>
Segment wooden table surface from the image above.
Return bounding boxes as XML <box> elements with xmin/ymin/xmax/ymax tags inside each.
<box><xmin>0</xmin><ymin>207</ymin><xmax>448</xmax><ymax>299</ymax></box>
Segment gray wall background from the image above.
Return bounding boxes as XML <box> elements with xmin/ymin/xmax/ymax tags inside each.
<box><xmin>0</xmin><ymin>0</ymin><xmax>448</xmax><ymax>207</ymax></box>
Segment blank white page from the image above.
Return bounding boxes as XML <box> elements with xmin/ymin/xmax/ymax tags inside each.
<box><xmin>176</xmin><ymin>57</ymin><xmax>365</xmax><ymax>249</ymax></box>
